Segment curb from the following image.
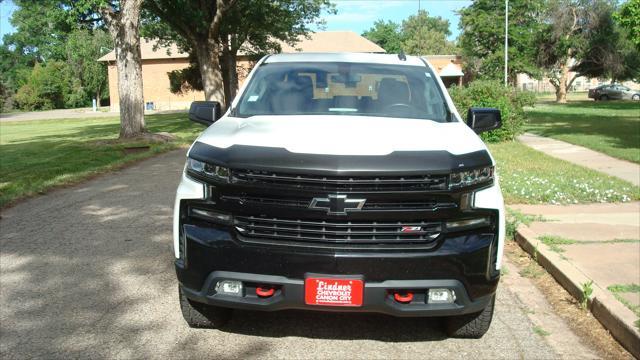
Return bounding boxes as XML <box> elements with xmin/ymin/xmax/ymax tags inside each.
<box><xmin>515</xmin><ymin>226</ymin><xmax>640</xmax><ymax>358</ymax></box>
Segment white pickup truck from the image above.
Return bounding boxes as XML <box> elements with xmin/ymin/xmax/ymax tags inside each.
<box><xmin>174</xmin><ymin>52</ymin><xmax>505</xmax><ymax>338</ymax></box>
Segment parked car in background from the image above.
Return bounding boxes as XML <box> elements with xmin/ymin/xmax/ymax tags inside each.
<box><xmin>588</xmin><ymin>84</ymin><xmax>640</xmax><ymax>101</ymax></box>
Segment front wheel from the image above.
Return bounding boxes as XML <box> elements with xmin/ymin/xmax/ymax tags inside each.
<box><xmin>179</xmin><ymin>286</ymin><xmax>232</xmax><ymax>328</ymax></box>
<box><xmin>444</xmin><ymin>294</ymin><xmax>495</xmax><ymax>338</ymax></box>
<box><xmin>632</xmin><ymin>94</ymin><xmax>640</xmax><ymax>101</ymax></box>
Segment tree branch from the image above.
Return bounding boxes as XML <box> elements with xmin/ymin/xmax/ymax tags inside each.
<box><xmin>146</xmin><ymin>1</ymin><xmax>197</xmax><ymax>43</ymax></box>
<box><xmin>566</xmin><ymin>73</ymin><xmax>579</xmax><ymax>90</ymax></box>
<box><xmin>209</xmin><ymin>0</ymin><xmax>237</xmax><ymax>40</ymax></box>
<box><xmin>97</xmin><ymin>2</ymin><xmax>118</xmax><ymax>33</ymax></box>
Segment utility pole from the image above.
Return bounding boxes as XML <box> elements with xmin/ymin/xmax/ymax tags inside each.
<box><xmin>418</xmin><ymin>0</ymin><xmax>422</xmax><ymax>56</ymax></box>
<box><xmin>504</xmin><ymin>0</ymin><xmax>509</xmax><ymax>86</ymax></box>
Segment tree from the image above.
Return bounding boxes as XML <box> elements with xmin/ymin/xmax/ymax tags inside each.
<box><xmin>400</xmin><ymin>10</ymin><xmax>457</xmax><ymax>55</ymax></box>
<box><xmin>362</xmin><ymin>20</ymin><xmax>403</xmax><ymax>53</ymax></box>
<box><xmin>2</xmin><ymin>0</ymin><xmax>76</xmax><ymax>63</ymax></box>
<box><xmin>458</xmin><ymin>0</ymin><xmax>545</xmax><ymax>82</ymax></box>
<box><xmin>15</xmin><ymin>62</ymin><xmax>75</xmax><ymax>110</ymax></box>
<box><xmin>535</xmin><ymin>0</ymin><xmax>618</xmax><ymax>103</ymax></box>
<box><xmin>614</xmin><ymin>0</ymin><xmax>640</xmax><ymax>49</ymax></box>
<box><xmin>571</xmin><ymin>6</ymin><xmax>640</xmax><ymax>83</ymax></box>
<box><xmin>0</xmin><ymin>0</ymin><xmax>78</xmax><ymax>109</ymax></box>
<box><xmin>216</xmin><ymin>0</ymin><xmax>332</xmax><ymax>103</ymax></box>
<box><xmin>65</xmin><ymin>29</ymin><xmax>113</xmax><ymax>106</ymax></box>
<box><xmin>144</xmin><ymin>0</ymin><xmax>332</xmax><ymax>108</ymax></box>
<box><xmin>362</xmin><ymin>11</ymin><xmax>457</xmax><ymax>55</ymax></box>
<box><xmin>143</xmin><ymin>0</ymin><xmax>237</xmax><ymax>107</ymax></box>
<box><xmin>74</xmin><ymin>0</ymin><xmax>146</xmax><ymax>138</ymax></box>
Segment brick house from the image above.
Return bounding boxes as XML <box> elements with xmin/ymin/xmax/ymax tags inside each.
<box><xmin>98</xmin><ymin>31</ymin><xmax>464</xmax><ymax>111</ymax></box>
<box><xmin>421</xmin><ymin>55</ymin><xmax>464</xmax><ymax>88</ymax></box>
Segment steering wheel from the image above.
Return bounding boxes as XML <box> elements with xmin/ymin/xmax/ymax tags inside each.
<box><xmin>383</xmin><ymin>103</ymin><xmax>417</xmax><ymax>115</ymax></box>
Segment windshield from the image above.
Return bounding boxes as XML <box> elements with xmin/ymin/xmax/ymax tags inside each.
<box><xmin>236</xmin><ymin>62</ymin><xmax>451</xmax><ymax>122</ymax></box>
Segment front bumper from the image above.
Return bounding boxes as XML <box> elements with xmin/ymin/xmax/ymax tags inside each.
<box><xmin>176</xmin><ymin>224</ymin><xmax>500</xmax><ymax>316</ymax></box>
<box><xmin>180</xmin><ymin>271</ymin><xmax>494</xmax><ymax>317</ymax></box>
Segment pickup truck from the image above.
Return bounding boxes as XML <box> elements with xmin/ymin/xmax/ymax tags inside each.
<box><xmin>173</xmin><ymin>52</ymin><xmax>505</xmax><ymax>338</ymax></box>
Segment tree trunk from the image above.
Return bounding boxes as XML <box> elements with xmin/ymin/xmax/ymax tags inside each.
<box><xmin>101</xmin><ymin>0</ymin><xmax>145</xmax><ymax>139</ymax></box>
<box><xmin>96</xmin><ymin>87</ymin><xmax>101</xmax><ymax>108</ymax></box>
<box><xmin>555</xmin><ymin>61</ymin><xmax>570</xmax><ymax>103</ymax></box>
<box><xmin>220</xmin><ymin>39</ymin><xmax>238</xmax><ymax>110</ymax></box>
<box><xmin>194</xmin><ymin>40</ymin><xmax>226</xmax><ymax>107</ymax></box>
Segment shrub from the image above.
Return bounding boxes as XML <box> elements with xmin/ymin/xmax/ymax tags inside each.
<box><xmin>449</xmin><ymin>80</ymin><xmax>535</xmax><ymax>142</ymax></box>
<box><xmin>14</xmin><ymin>62</ymin><xmax>88</xmax><ymax>111</ymax></box>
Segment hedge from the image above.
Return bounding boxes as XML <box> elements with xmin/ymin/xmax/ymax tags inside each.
<box><xmin>449</xmin><ymin>80</ymin><xmax>536</xmax><ymax>142</ymax></box>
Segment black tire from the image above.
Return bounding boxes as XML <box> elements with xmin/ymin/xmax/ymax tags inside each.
<box><xmin>599</xmin><ymin>94</ymin><xmax>609</xmax><ymax>101</ymax></box>
<box><xmin>179</xmin><ymin>286</ymin><xmax>232</xmax><ymax>328</ymax></box>
<box><xmin>632</xmin><ymin>94</ymin><xmax>640</xmax><ymax>101</ymax></box>
<box><xmin>445</xmin><ymin>294</ymin><xmax>495</xmax><ymax>339</ymax></box>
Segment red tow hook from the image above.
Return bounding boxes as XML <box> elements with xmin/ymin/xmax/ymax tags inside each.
<box><xmin>393</xmin><ymin>291</ymin><xmax>414</xmax><ymax>303</ymax></box>
<box><xmin>256</xmin><ymin>286</ymin><xmax>276</xmax><ymax>298</ymax></box>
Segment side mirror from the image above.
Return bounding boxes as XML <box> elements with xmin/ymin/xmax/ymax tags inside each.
<box><xmin>466</xmin><ymin>108</ymin><xmax>501</xmax><ymax>134</ymax></box>
<box><xmin>189</xmin><ymin>101</ymin><xmax>222</xmax><ymax>126</ymax></box>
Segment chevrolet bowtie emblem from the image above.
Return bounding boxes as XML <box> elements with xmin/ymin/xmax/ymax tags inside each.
<box><xmin>309</xmin><ymin>194</ymin><xmax>366</xmax><ymax>215</ymax></box>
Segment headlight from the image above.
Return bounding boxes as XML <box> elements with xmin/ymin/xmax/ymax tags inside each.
<box><xmin>187</xmin><ymin>158</ymin><xmax>230</xmax><ymax>182</ymax></box>
<box><xmin>449</xmin><ymin>166</ymin><xmax>493</xmax><ymax>189</ymax></box>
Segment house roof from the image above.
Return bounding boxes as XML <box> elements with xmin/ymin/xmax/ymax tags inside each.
<box><xmin>98</xmin><ymin>31</ymin><xmax>385</xmax><ymax>62</ymax></box>
<box><xmin>265</xmin><ymin>52</ymin><xmax>425</xmax><ymax>66</ymax></box>
<box><xmin>278</xmin><ymin>31</ymin><xmax>385</xmax><ymax>53</ymax></box>
<box><xmin>422</xmin><ymin>55</ymin><xmax>464</xmax><ymax>77</ymax></box>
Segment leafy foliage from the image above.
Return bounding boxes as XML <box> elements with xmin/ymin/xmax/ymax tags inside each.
<box><xmin>449</xmin><ymin>80</ymin><xmax>535</xmax><ymax>142</ymax></box>
<box><xmin>361</xmin><ymin>20</ymin><xmax>403</xmax><ymax>53</ymax></box>
<box><xmin>458</xmin><ymin>0</ymin><xmax>545</xmax><ymax>82</ymax></box>
<box><xmin>615</xmin><ymin>0</ymin><xmax>640</xmax><ymax>49</ymax></box>
<box><xmin>533</xmin><ymin>0</ymin><xmax>636</xmax><ymax>101</ymax></box>
<box><xmin>1</xmin><ymin>1</ymin><xmax>112</xmax><ymax>110</ymax></box>
<box><xmin>400</xmin><ymin>10</ymin><xmax>458</xmax><ymax>55</ymax></box>
<box><xmin>167</xmin><ymin>57</ymin><xmax>203</xmax><ymax>94</ymax></box>
<box><xmin>65</xmin><ymin>29</ymin><xmax>113</xmax><ymax>104</ymax></box>
<box><xmin>2</xmin><ymin>0</ymin><xmax>77</xmax><ymax>63</ymax></box>
<box><xmin>144</xmin><ymin>0</ymin><xmax>332</xmax><ymax>104</ymax></box>
<box><xmin>362</xmin><ymin>10</ymin><xmax>457</xmax><ymax>55</ymax></box>
<box><xmin>14</xmin><ymin>62</ymin><xmax>81</xmax><ymax>110</ymax></box>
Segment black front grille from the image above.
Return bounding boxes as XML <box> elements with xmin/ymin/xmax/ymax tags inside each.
<box><xmin>231</xmin><ymin>169</ymin><xmax>448</xmax><ymax>192</ymax></box>
<box><xmin>221</xmin><ymin>195</ymin><xmax>456</xmax><ymax>212</ymax></box>
<box><xmin>234</xmin><ymin>216</ymin><xmax>442</xmax><ymax>244</ymax></box>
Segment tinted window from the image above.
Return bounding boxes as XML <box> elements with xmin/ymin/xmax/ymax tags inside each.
<box><xmin>236</xmin><ymin>62</ymin><xmax>450</xmax><ymax>122</ymax></box>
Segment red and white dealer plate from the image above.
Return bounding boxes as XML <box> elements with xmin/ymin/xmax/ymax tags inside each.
<box><xmin>304</xmin><ymin>277</ymin><xmax>364</xmax><ymax>307</ymax></box>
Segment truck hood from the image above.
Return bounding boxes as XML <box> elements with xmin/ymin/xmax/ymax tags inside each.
<box><xmin>194</xmin><ymin>115</ymin><xmax>488</xmax><ymax>156</ymax></box>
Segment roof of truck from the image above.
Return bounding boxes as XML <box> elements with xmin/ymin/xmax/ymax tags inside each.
<box><xmin>263</xmin><ymin>52</ymin><xmax>428</xmax><ymax>67</ymax></box>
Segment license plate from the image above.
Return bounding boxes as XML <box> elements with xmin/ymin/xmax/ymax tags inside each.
<box><xmin>304</xmin><ymin>277</ymin><xmax>363</xmax><ymax>307</ymax></box>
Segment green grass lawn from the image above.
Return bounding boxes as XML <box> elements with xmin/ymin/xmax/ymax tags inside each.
<box><xmin>534</xmin><ymin>91</ymin><xmax>590</xmax><ymax>102</ymax></box>
<box><xmin>0</xmin><ymin>113</ymin><xmax>203</xmax><ymax>207</ymax></box>
<box><xmin>525</xmin><ymin>101</ymin><xmax>640</xmax><ymax>163</ymax></box>
<box><xmin>490</xmin><ymin>141</ymin><xmax>639</xmax><ymax>204</ymax></box>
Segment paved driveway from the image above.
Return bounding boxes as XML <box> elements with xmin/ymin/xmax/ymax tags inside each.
<box><xmin>0</xmin><ymin>150</ymin><xmax>589</xmax><ymax>359</ymax></box>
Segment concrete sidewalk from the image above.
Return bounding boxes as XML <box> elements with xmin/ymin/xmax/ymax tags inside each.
<box><xmin>518</xmin><ymin>133</ymin><xmax>640</xmax><ymax>186</ymax></box>
<box><xmin>512</xmin><ymin>202</ymin><xmax>640</xmax><ymax>357</ymax></box>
